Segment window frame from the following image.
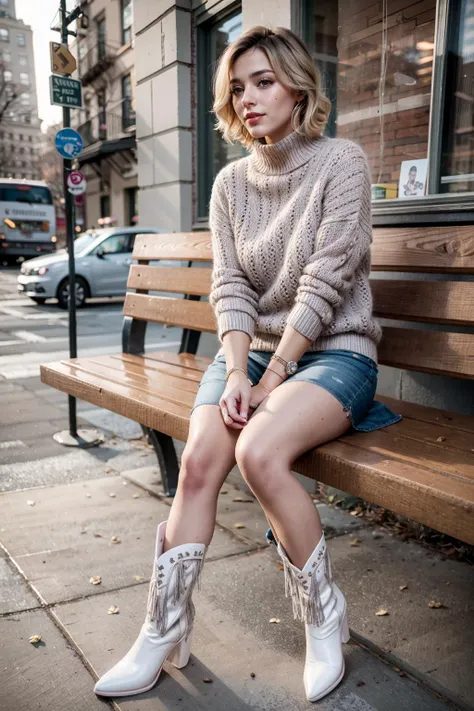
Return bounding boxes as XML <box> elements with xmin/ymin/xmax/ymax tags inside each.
<box><xmin>196</xmin><ymin>2</ymin><xmax>242</xmax><ymax>222</ymax></box>
<box><xmin>0</xmin><ymin>27</ymin><xmax>9</xmax><ymax>42</ymax></box>
<box><xmin>299</xmin><ymin>0</ymin><xmax>474</xmax><ymax>224</ymax></box>
<box><xmin>16</xmin><ymin>32</ymin><xmax>25</xmax><ymax>47</ymax></box>
<box><xmin>121</xmin><ymin>0</ymin><xmax>132</xmax><ymax>46</ymax></box>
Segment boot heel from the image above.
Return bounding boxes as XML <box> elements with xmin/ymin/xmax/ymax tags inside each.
<box><xmin>168</xmin><ymin>629</ymin><xmax>193</xmax><ymax>669</ymax></box>
<box><xmin>341</xmin><ymin>607</ymin><xmax>350</xmax><ymax>644</ymax></box>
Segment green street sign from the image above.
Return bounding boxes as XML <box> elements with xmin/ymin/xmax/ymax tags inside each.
<box><xmin>49</xmin><ymin>74</ymin><xmax>83</xmax><ymax>109</ymax></box>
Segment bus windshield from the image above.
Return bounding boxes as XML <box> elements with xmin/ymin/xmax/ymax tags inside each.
<box><xmin>0</xmin><ymin>184</ymin><xmax>53</xmax><ymax>205</ymax></box>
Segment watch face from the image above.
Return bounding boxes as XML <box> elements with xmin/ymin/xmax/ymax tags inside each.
<box><xmin>287</xmin><ymin>361</ymin><xmax>298</xmax><ymax>375</ymax></box>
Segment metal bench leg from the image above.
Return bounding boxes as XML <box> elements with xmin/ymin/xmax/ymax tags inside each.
<box><xmin>141</xmin><ymin>425</ymin><xmax>179</xmax><ymax>497</ymax></box>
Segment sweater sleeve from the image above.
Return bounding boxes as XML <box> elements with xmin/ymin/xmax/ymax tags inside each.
<box><xmin>208</xmin><ymin>171</ymin><xmax>259</xmax><ymax>342</ymax></box>
<box><xmin>286</xmin><ymin>143</ymin><xmax>373</xmax><ymax>343</ymax></box>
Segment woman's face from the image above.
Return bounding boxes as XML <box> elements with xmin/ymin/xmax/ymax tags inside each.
<box><xmin>230</xmin><ymin>47</ymin><xmax>303</xmax><ymax>145</ymax></box>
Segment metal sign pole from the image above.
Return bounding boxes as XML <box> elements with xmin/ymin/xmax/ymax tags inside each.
<box><xmin>60</xmin><ymin>0</ymin><xmax>78</xmax><ymax>438</ymax></box>
<box><xmin>51</xmin><ymin>1</ymin><xmax>103</xmax><ymax>449</ymax></box>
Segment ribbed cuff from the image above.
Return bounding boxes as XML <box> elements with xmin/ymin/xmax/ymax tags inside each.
<box><xmin>219</xmin><ymin>310</ymin><xmax>255</xmax><ymax>341</ymax></box>
<box><xmin>286</xmin><ymin>301</ymin><xmax>325</xmax><ymax>342</ymax></box>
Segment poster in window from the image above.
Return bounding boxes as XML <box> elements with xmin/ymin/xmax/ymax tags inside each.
<box><xmin>398</xmin><ymin>159</ymin><xmax>428</xmax><ymax>198</ymax></box>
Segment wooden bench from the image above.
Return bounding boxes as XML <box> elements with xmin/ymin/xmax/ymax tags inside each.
<box><xmin>40</xmin><ymin>228</ymin><xmax>474</xmax><ymax>545</ymax></box>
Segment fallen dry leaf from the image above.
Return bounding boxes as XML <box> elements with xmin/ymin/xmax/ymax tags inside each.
<box><xmin>436</xmin><ymin>436</ymin><xmax>446</xmax><ymax>442</ymax></box>
<box><xmin>134</xmin><ymin>575</ymin><xmax>144</xmax><ymax>582</ymax></box>
<box><xmin>93</xmin><ymin>532</ymin><xmax>104</xmax><ymax>538</ymax></box>
<box><xmin>80</xmin><ymin>529</ymin><xmax>87</xmax><ymax>535</ymax></box>
<box><xmin>111</xmin><ymin>536</ymin><xmax>121</xmax><ymax>544</ymax></box>
<box><xmin>26</xmin><ymin>500</ymin><xmax>35</xmax><ymax>507</ymax></box>
<box><xmin>104</xmin><ymin>466</ymin><xmax>113</xmax><ymax>473</ymax></box>
<box><xmin>375</xmin><ymin>609</ymin><xmax>388</xmax><ymax>616</ymax></box>
<box><xmin>220</xmin><ymin>490</ymin><xmax>228</xmax><ymax>495</ymax></box>
<box><xmin>90</xmin><ymin>576</ymin><xmax>102</xmax><ymax>585</ymax></box>
<box><xmin>132</xmin><ymin>493</ymin><xmax>140</xmax><ymax>499</ymax></box>
<box><xmin>275</xmin><ymin>562</ymin><xmax>284</xmax><ymax>571</ymax></box>
<box><xmin>399</xmin><ymin>585</ymin><xmax>408</xmax><ymax>591</ymax></box>
<box><xmin>232</xmin><ymin>497</ymin><xmax>254</xmax><ymax>503</ymax></box>
<box><xmin>349</xmin><ymin>538</ymin><xmax>361</xmax><ymax>546</ymax></box>
<box><xmin>108</xmin><ymin>605</ymin><xmax>120</xmax><ymax>615</ymax></box>
<box><xmin>108</xmin><ymin>493</ymin><xmax>116</xmax><ymax>498</ymax></box>
<box><xmin>233</xmin><ymin>523</ymin><xmax>246</xmax><ymax>529</ymax></box>
<box><xmin>269</xmin><ymin>618</ymin><xmax>280</xmax><ymax>623</ymax></box>
<box><xmin>328</xmin><ymin>495</ymin><xmax>336</xmax><ymax>503</ymax></box>
<box><xmin>428</xmin><ymin>600</ymin><xmax>444</xmax><ymax>608</ymax></box>
<box><xmin>29</xmin><ymin>634</ymin><xmax>42</xmax><ymax>644</ymax></box>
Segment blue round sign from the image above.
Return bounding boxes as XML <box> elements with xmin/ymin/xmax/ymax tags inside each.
<box><xmin>55</xmin><ymin>128</ymin><xmax>83</xmax><ymax>159</ymax></box>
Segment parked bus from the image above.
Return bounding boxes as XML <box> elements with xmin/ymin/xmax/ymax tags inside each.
<box><xmin>0</xmin><ymin>179</ymin><xmax>57</xmax><ymax>263</ymax></box>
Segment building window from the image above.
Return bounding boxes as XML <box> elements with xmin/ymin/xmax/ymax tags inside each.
<box><xmin>16</xmin><ymin>32</ymin><xmax>25</xmax><ymax>46</ymax></box>
<box><xmin>125</xmin><ymin>186</ymin><xmax>138</xmax><ymax>225</ymax></box>
<box><xmin>0</xmin><ymin>0</ymin><xmax>9</xmax><ymax>6</ymax></box>
<box><xmin>97</xmin><ymin>89</ymin><xmax>107</xmax><ymax>139</ymax></box>
<box><xmin>97</xmin><ymin>17</ymin><xmax>106</xmax><ymax>61</ymax></box>
<box><xmin>100</xmin><ymin>194</ymin><xmax>110</xmax><ymax>219</ymax></box>
<box><xmin>121</xmin><ymin>0</ymin><xmax>132</xmax><ymax>46</ymax></box>
<box><xmin>18</xmin><ymin>53</ymin><xmax>27</xmax><ymax>65</ymax></box>
<box><xmin>2</xmin><ymin>49</ymin><xmax>10</xmax><ymax>61</ymax></box>
<box><xmin>121</xmin><ymin>73</ymin><xmax>135</xmax><ymax>130</ymax></box>
<box><xmin>0</xmin><ymin>27</ymin><xmax>9</xmax><ymax>41</ymax></box>
<box><xmin>197</xmin><ymin>9</ymin><xmax>246</xmax><ymax>220</ymax></box>
<box><xmin>3</xmin><ymin>68</ymin><xmax>12</xmax><ymax>81</ymax></box>
<box><xmin>21</xmin><ymin>92</ymin><xmax>30</xmax><ymax>105</ymax></box>
<box><xmin>302</xmin><ymin>0</ymin><xmax>474</xmax><ymax>211</ymax></box>
<box><xmin>19</xmin><ymin>72</ymin><xmax>29</xmax><ymax>85</ymax></box>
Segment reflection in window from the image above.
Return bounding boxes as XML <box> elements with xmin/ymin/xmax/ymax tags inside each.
<box><xmin>198</xmin><ymin>10</ymin><xmax>246</xmax><ymax>218</ymax></box>
<box><xmin>303</xmin><ymin>1</ymin><xmax>436</xmax><ymax>200</ymax></box>
<box><xmin>441</xmin><ymin>0</ymin><xmax>474</xmax><ymax>193</ymax></box>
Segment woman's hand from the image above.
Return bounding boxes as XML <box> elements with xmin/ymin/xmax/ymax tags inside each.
<box><xmin>248</xmin><ymin>382</ymin><xmax>272</xmax><ymax>414</ymax></box>
<box><xmin>219</xmin><ymin>371</ymin><xmax>252</xmax><ymax>429</ymax></box>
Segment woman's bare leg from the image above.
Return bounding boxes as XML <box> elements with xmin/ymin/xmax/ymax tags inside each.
<box><xmin>163</xmin><ymin>404</ymin><xmax>240</xmax><ymax>552</ymax></box>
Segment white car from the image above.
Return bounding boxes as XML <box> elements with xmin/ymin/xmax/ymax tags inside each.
<box><xmin>17</xmin><ymin>227</ymin><xmax>163</xmax><ymax>308</ymax></box>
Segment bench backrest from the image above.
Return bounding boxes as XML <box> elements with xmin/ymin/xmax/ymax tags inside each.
<box><xmin>125</xmin><ymin>228</ymin><xmax>474</xmax><ymax>380</ymax></box>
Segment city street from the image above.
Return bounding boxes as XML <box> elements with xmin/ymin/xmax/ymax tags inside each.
<box><xmin>0</xmin><ymin>263</ymin><xmax>183</xmax><ymax>482</ymax></box>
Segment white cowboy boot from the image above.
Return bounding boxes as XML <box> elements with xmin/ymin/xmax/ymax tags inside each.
<box><xmin>94</xmin><ymin>519</ymin><xmax>207</xmax><ymax>697</ymax></box>
<box><xmin>275</xmin><ymin>530</ymin><xmax>350</xmax><ymax>702</ymax></box>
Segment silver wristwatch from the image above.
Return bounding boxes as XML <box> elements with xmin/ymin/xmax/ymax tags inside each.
<box><xmin>271</xmin><ymin>354</ymin><xmax>298</xmax><ymax>376</ymax></box>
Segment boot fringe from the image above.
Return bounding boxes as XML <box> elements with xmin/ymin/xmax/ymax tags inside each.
<box><xmin>279</xmin><ymin>543</ymin><xmax>333</xmax><ymax>627</ymax></box>
<box><xmin>147</xmin><ymin>556</ymin><xmax>204</xmax><ymax>637</ymax></box>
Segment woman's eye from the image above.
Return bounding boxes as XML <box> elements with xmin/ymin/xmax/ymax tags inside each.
<box><xmin>258</xmin><ymin>79</ymin><xmax>272</xmax><ymax>87</ymax></box>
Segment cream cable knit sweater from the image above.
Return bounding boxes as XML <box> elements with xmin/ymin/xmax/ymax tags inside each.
<box><xmin>209</xmin><ymin>130</ymin><xmax>382</xmax><ymax>362</ymax></box>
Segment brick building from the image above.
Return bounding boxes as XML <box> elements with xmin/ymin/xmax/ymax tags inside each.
<box><xmin>0</xmin><ymin>0</ymin><xmax>41</xmax><ymax>181</ymax></box>
<box><xmin>133</xmin><ymin>0</ymin><xmax>474</xmax><ymax>414</ymax></box>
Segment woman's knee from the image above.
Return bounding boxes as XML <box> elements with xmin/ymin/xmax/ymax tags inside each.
<box><xmin>235</xmin><ymin>436</ymin><xmax>279</xmax><ymax>492</ymax></box>
<box><xmin>179</xmin><ymin>437</ymin><xmax>234</xmax><ymax>495</ymax></box>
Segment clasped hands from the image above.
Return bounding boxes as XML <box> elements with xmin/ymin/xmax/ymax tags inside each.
<box><xmin>219</xmin><ymin>369</ymin><xmax>283</xmax><ymax>429</ymax></box>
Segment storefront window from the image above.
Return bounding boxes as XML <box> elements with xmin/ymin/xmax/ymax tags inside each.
<box><xmin>440</xmin><ymin>0</ymin><xmax>474</xmax><ymax>193</ymax></box>
<box><xmin>303</xmin><ymin>0</ymin><xmax>436</xmax><ymax>201</ymax></box>
<box><xmin>197</xmin><ymin>8</ymin><xmax>246</xmax><ymax>220</ymax></box>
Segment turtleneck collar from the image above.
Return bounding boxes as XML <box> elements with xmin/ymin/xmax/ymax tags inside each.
<box><xmin>249</xmin><ymin>130</ymin><xmax>328</xmax><ymax>175</ymax></box>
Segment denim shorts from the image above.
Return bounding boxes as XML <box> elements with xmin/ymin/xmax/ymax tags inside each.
<box><xmin>190</xmin><ymin>349</ymin><xmax>402</xmax><ymax>433</ymax></box>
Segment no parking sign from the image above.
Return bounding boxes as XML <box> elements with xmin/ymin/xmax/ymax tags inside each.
<box><xmin>67</xmin><ymin>170</ymin><xmax>87</xmax><ymax>195</ymax></box>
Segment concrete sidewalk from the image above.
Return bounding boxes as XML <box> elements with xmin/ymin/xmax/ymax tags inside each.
<box><xmin>1</xmin><ymin>458</ymin><xmax>472</xmax><ymax>710</ymax></box>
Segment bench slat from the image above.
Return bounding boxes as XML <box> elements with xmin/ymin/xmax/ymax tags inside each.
<box><xmin>377</xmin><ymin>395</ymin><xmax>474</xmax><ymax>434</ymax></box>
<box><xmin>372</xmin><ymin>280</ymin><xmax>474</xmax><ymax>326</ymax></box>
<box><xmin>371</xmin><ymin>225</ymin><xmax>474</xmax><ymax>272</ymax></box>
<box><xmin>127</xmin><ymin>265</ymin><xmax>212</xmax><ymax>295</ymax></box>
<box><xmin>117</xmin><ymin>353</ymin><xmax>205</xmax><ymax>382</ymax></box>
<box><xmin>133</xmin><ymin>233</ymin><xmax>212</xmax><ymax>262</ymax></box>
<box><xmin>123</xmin><ymin>293</ymin><xmax>216</xmax><ymax>332</ymax></box>
<box><xmin>89</xmin><ymin>356</ymin><xmax>199</xmax><ymax>398</ymax></box>
<box><xmin>144</xmin><ymin>351</ymin><xmax>210</xmax><ymax>372</ymax></box>
<box><xmin>378</xmin><ymin>327</ymin><xmax>474</xmax><ymax>378</ymax></box>
<box><xmin>341</xmin><ymin>427</ymin><xmax>474</xmax><ymax>481</ymax></box>
<box><xmin>40</xmin><ymin>360</ymin><xmax>191</xmax><ymax>441</ymax></box>
<box><xmin>58</xmin><ymin>358</ymin><xmax>197</xmax><ymax>408</ymax></box>
<box><xmin>294</xmin><ymin>439</ymin><xmax>474</xmax><ymax>545</ymax></box>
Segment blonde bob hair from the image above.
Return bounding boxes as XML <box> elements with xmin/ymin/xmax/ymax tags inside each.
<box><xmin>212</xmin><ymin>25</ymin><xmax>331</xmax><ymax>149</ymax></box>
